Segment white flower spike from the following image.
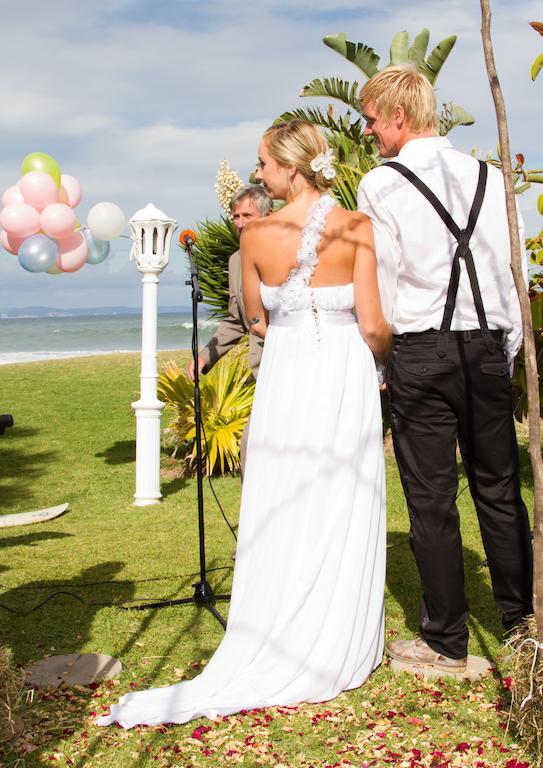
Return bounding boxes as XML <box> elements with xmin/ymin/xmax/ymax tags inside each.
<box><xmin>310</xmin><ymin>149</ymin><xmax>336</xmax><ymax>180</ymax></box>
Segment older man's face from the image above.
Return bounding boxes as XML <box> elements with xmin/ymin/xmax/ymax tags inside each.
<box><xmin>232</xmin><ymin>198</ymin><xmax>261</xmax><ymax>233</ymax></box>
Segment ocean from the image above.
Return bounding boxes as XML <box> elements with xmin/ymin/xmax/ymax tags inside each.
<box><xmin>0</xmin><ymin>312</ymin><xmax>220</xmax><ymax>365</ymax></box>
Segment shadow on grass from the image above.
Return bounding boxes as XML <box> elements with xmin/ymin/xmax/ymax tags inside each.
<box><xmin>0</xmin><ymin>530</ymin><xmax>72</xmax><ymax>549</ymax></box>
<box><xmin>95</xmin><ymin>440</ymin><xmax>135</xmax><ymax>465</ymax></box>
<box><xmin>160</xmin><ymin>475</ymin><xmax>187</xmax><ymax>498</ymax></box>
<box><xmin>0</xmin><ymin>562</ymin><xmax>132</xmax><ymax>658</ymax></box>
<box><xmin>0</xmin><ymin>444</ymin><xmax>59</xmax><ymax>509</ymax></box>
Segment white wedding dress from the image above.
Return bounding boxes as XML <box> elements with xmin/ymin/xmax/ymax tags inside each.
<box><xmin>97</xmin><ymin>195</ymin><xmax>386</xmax><ymax>729</ymax></box>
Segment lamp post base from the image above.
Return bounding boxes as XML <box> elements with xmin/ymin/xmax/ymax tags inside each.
<box><xmin>132</xmin><ymin>496</ymin><xmax>162</xmax><ymax>507</ymax></box>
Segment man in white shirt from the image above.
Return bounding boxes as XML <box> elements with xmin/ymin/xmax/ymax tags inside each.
<box><xmin>358</xmin><ymin>64</ymin><xmax>533</xmax><ymax>673</ymax></box>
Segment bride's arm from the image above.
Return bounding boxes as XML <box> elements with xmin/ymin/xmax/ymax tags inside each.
<box><xmin>353</xmin><ymin>216</ymin><xmax>391</xmax><ymax>364</ymax></box>
<box><xmin>240</xmin><ymin>225</ymin><xmax>268</xmax><ymax>339</ymax></box>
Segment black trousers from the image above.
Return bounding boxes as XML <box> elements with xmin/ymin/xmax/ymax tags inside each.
<box><xmin>386</xmin><ymin>330</ymin><xmax>533</xmax><ymax>659</ymax></box>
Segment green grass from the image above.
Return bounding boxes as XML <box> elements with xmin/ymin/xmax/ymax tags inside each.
<box><xmin>0</xmin><ymin>353</ymin><xmax>535</xmax><ymax>768</ymax></box>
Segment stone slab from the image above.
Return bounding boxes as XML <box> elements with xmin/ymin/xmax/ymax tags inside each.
<box><xmin>390</xmin><ymin>653</ymin><xmax>494</xmax><ymax>681</ymax></box>
<box><xmin>25</xmin><ymin>653</ymin><xmax>122</xmax><ymax>688</ymax></box>
<box><xmin>0</xmin><ymin>503</ymin><xmax>69</xmax><ymax>528</ymax></box>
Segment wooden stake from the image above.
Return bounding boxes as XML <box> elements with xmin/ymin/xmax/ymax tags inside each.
<box><xmin>480</xmin><ymin>0</ymin><xmax>543</xmax><ymax>639</ymax></box>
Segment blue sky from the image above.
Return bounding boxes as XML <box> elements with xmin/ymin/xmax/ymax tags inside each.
<box><xmin>1</xmin><ymin>0</ymin><xmax>542</xmax><ymax>309</ymax></box>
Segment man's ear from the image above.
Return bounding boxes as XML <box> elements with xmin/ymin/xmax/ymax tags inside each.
<box><xmin>394</xmin><ymin>105</ymin><xmax>406</xmax><ymax>128</ymax></box>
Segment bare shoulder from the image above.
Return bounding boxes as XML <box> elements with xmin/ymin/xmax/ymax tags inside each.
<box><xmin>325</xmin><ymin>207</ymin><xmax>372</xmax><ymax>244</ymax></box>
<box><xmin>241</xmin><ymin>211</ymin><xmax>284</xmax><ymax>243</ymax></box>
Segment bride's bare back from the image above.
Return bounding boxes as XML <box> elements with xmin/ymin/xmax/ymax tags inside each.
<box><xmin>241</xmin><ymin>197</ymin><xmax>390</xmax><ymax>363</ymax></box>
<box><xmin>242</xmin><ymin>204</ymin><xmax>373</xmax><ymax>288</ymax></box>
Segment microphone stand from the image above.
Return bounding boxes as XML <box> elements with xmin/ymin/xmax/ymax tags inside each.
<box><xmin>123</xmin><ymin>235</ymin><xmax>230</xmax><ymax>629</ymax></box>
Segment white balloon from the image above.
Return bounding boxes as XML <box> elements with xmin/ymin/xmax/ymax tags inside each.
<box><xmin>87</xmin><ymin>202</ymin><xmax>125</xmax><ymax>241</ymax></box>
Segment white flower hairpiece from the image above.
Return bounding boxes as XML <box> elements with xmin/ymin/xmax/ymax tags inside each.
<box><xmin>310</xmin><ymin>149</ymin><xmax>336</xmax><ymax>180</ymax></box>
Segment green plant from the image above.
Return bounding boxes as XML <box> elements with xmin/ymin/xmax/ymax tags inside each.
<box><xmin>280</xmin><ymin>29</ymin><xmax>474</xmax><ymax>141</ymax></box>
<box><xmin>158</xmin><ymin>347</ymin><xmax>255</xmax><ymax>475</ymax></box>
<box><xmin>530</xmin><ymin>21</ymin><xmax>543</xmax><ymax>80</ymax></box>
<box><xmin>512</xmin><ymin>229</ymin><xmax>543</xmax><ymax>420</ymax></box>
<box><xmin>191</xmin><ymin>216</ymin><xmax>239</xmax><ymax>318</ymax></box>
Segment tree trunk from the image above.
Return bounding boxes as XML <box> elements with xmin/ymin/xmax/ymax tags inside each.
<box><xmin>480</xmin><ymin>0</ymin><xmax>543</xmax><ymax>639</ymax></box>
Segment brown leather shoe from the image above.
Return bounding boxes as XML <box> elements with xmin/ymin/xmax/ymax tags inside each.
<box><xmin>387</xmin><ymin>636</ymin><xmax>467</xmax><ymax>672</ymax></box>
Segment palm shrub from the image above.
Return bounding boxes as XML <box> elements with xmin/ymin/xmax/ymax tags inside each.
<box><xmin>158</xmin><ymin>345</ymin><xmax>255</xmax><ymax>475</ymax></box>
<box><xmin>190</xmin><ymin>217</ymin><xmax>239</xmax><ymax>318</ymax></box>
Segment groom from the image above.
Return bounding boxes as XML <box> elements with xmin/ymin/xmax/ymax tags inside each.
<box><xmin>358</xmin><ymin>64</ymin><xmax>533</xmax><ymax>672</ymax></box>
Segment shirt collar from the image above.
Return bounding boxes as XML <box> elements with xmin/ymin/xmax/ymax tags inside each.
<box><xmin>394</xmin><ymin>136</ymin><xmax>453</xmax><ymax>161</ymax></box>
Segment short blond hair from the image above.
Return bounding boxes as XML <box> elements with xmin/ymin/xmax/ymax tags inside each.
<box><xmin>262</xmin><ymin>120</ymin><xmax>335</xmax><ymax>194</ymax></box>
<box><xmin>360</xmin><ymin>64</ymin><xmax>438</xmax><ymax>133</ymax></box>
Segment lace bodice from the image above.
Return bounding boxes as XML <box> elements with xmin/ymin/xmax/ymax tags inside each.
<box><xmin>259</xmin><ymin>195</ymin><xmax>354</xmax><ymax>315</ymax></box>
<box><xmin>261</xmin><ymin>282</ymin><xmax>354</xmax><ymax>312</ymax></box>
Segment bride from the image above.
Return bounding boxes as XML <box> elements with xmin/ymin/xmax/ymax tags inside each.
<box><xmin>97</xmin><ymin>120</ymin><xmax>390</xmax><ymax>729</ymax></box>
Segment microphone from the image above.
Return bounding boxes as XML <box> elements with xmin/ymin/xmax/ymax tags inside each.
<box><xmin>179</xmin><ymin>229</ymin><xmax>197</xmax><ymax>249</ymax></box>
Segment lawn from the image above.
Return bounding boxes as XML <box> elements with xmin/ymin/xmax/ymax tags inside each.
<box><xmin>0</xmin><ymin>352</ymin><xmax>535</xmax><ymax>768</ymax></box>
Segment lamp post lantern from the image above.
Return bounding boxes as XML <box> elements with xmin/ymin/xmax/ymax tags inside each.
<box><xmin>129</xmin><ymin>203</ymin><xmax>177</xmax><ymax>506</ymax></box>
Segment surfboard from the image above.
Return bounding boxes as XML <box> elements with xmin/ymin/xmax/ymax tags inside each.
<box><xmin>0</xmin><ymin>503</ymin><xmax>69</xmax><ymax>528</ymax></box>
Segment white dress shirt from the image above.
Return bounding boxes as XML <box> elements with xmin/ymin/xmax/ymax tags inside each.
<box><xmin>357</xmin><ymin>136</ymin><xmax>526</xmax><ymax>365</ymax></box>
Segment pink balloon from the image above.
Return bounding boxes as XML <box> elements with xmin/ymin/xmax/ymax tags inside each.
<box><xmin>40</xmin><ymin>203</ymin><xmax>77</xmax><ymax>239</ymax></box>
<box><xmin>0</xmin><ymin>229</ymin><xmax>24</xmax><ymax>254</ymax></box>
<box><xmin>59</xmin><ymin>174</ymin><xmax>82</xmax><ymax>207</ymax></box>
<box><xmin>20</xmin><ymin>171</ymin><xmax>59</xmax><ymax>212</ymax></box>
<box><xmin>56</xmin><ymin>231</ymin><xmax>88</xmax><ymax>272</ymax></box>
<box><xmin>0</xmin><ymin>203</ymin><xmax>41</xmax><ymax>238</ymax></box>
<box><xmin>2</xmin><ymin>185</ymin><xmax>23</xmax><ymax>207</ymax></box>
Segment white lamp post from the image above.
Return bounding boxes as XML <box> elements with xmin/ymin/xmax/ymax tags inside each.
<box><xmin>129</xmin><ymin>203</ymin><xmax>177</xmax><ymax>506</ymax></box>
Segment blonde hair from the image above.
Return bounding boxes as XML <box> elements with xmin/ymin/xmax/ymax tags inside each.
<box><xmin>262</xmin><ymin>120</ymin><xmax>335</xmax><ymax>194</ymax></box>
<box><xmin>359</xmin><ymin>64</ymin><xmax>438</xmax><ymax>133</ymax></box>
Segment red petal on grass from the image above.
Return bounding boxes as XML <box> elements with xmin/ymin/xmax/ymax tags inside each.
<box><xmin>503</xmin><ymin>676</ymin><xmax>513</xmax><ymax>690</ymax></box>
<box><xmin>191</xmin><ymin>725</ymin><xmax>211</xmax><ymax>740</ymax></box>
<box><xmin>454</xmin><ymin>742</ymin><xmax>469</xmax><ymax>753</ymax></box>
<box><xmin>505</xmin><ymin>761</ymin><xmax>530</xmax><ymax>768</ymax></box>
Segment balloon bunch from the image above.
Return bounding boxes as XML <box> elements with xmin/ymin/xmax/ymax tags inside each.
<box><xmin>0</xmin><ymin>152</ymin><xmax>126</xmax><ymax>274</ymax></box>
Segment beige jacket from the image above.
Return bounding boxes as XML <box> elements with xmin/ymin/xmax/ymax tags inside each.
<box><xmin>200</xmin><ymin>250</ymin><xmax>263</xmax><ymax>379</ymax></box>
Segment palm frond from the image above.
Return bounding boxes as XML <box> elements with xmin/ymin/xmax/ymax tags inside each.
<box><xmin>420</xmin><ymin>35</ymin><xmax>457</xmax><ymax>85</ymax></box>
<box><xmin>408</xmin><ymin>28</ymin><xmax>430</xmax><ymax>67</ymax></box>
<box><xmin>300</xmin><ymin>77</ymin><xmax>363</xmax><ymax>114</ymax></box>
<box><xmin>389</xmin><ymin>31</ymin><xmax>409</xmax><ymax>65</ymax></box>
<box><xmin>323</xmin><ymin>33</ymin><xmax>380</xmax><ymax>79</ymax></box>
<box><xmin>438</xmin><ymin>102</ymin><xmax>475</xmax><ymax>136</ymax></box>
<box><xmin>191</xmin><ymin>217</ymin><xmax>239</xmax><ymax>318</ymax></box>
<box><xmin>278</xmin><ymin>106</ymin><xmax>365</xmax><ymax>145</ymax></box>
<box><xmin>159</xmin><ymin>346</ymin><xmax>255</xmax><ymax>475</ymax></box>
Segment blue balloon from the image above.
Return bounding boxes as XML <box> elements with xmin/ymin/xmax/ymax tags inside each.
<box><xmin>18</xmin><ymin>234</ymin><xmax>58</xmax><ymax>273</ymax></box>
<box><xmin>84</xmin><ymin>229</ymin><xmax>110</xmax><ymax>265</ymax></box>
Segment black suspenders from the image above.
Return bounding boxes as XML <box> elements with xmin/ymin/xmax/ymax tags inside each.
<box><xmin>386</xmin><ymin>159</ymin><xmax>496</xmax><ymax>357</ymax></box>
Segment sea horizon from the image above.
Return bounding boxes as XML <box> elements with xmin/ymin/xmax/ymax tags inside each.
<box><xmin>0</xmin><ymin>310</ymin><xmax>219</xmax><ymax>365</ymax></box>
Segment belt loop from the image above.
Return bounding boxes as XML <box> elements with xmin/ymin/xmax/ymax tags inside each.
<box><xmin>436</xmin><ymin>330</ymin><xmax>448</xmax><ymax>358</ymax></box>
<box><xmin>463</xmin><ymin>330</ymin><xmax>471</xmax><ymax>343</ymax></box>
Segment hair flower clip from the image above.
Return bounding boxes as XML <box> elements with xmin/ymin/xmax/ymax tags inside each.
<box><xmin>310</xmin><ymin>149</ymin><xmax>336</xmax><ymax>180</ymax></box>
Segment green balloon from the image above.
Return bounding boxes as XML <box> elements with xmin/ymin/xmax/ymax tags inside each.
<box><xmin>21</xmin><ymin>152</ymin><xmax>61</xmax><ymax>188</ymax></box>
